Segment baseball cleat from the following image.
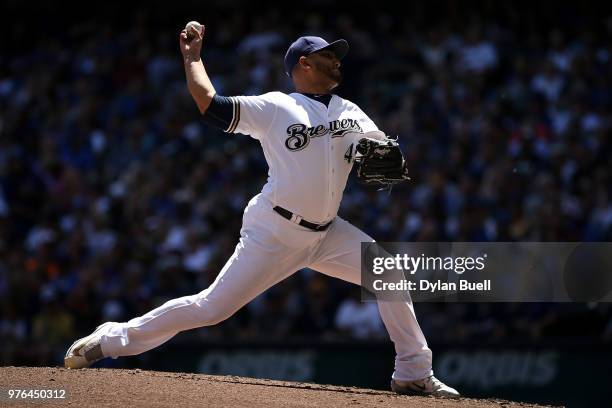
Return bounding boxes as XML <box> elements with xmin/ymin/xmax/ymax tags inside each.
<box><xmin>391</xmin><ymin>375</ymin><xmax>460</xmax><ymax>398</ymax></box>
<box><xmin>64</xmin><ymin>322</ymin><xmax>111</xmax><ymax>369</ymax></box>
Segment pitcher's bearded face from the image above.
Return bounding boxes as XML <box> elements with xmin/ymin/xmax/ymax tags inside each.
<box><xmin>309</xmin><ymin>50</ymin><xmax>343</xmax><ymax>87</ymax></box>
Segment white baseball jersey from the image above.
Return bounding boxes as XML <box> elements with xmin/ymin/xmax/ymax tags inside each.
<box><xmin>224</xmin><ymin>92</ymin><xmax>385</xmax><ymax>224</ymax></box>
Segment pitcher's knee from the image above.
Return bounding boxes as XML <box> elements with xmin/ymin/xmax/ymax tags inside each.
<box><xmin>192</xmin><ymin>294</ymin><xmax>240</xmax><ymax>326</ymax></box>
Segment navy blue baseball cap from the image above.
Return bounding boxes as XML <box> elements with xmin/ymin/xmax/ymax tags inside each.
<box><xmin>284</xmin><ymin>36</ymin><xmax>349</xmax><ymax>77</ymax></box>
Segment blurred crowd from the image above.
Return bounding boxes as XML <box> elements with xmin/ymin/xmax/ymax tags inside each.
<box><xmin>1</xmin><ymin>2</ymin><xmax>612</xmax><ymax>366</ymax></box>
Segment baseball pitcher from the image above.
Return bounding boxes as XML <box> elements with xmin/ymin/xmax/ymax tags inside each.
<box><xmin>64</xmin><ymin>23</ymin><xmax>459</xmax><ymax>398</ymax></box>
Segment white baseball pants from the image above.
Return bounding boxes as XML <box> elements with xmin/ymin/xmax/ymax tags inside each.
<box><xmin>98</xmin><ymin>194</ymin><xmax>433</xmax><ymax>381</ymax></box>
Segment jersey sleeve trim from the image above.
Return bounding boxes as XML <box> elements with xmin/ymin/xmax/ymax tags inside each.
<box><xmin>201</xmin><ymin>94</ymin><xmax>234</xmax><ymax>131</ymax></box>
<box><xmin>225</xmin><ymin>97</ymin><xmax>241</xmax><ymax>133</ymax></box>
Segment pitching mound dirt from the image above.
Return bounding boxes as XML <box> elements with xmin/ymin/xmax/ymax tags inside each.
<box><xmin>0</xmin><ymin>366</ymin><xmax>557</xmax><ymax>407</ymax></box>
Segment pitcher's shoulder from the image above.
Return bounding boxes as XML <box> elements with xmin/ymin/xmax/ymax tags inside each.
<box><xmin>330</xmin><ymin>95</ymin><xmax>358</xmax><ymax>108</ymax></box>
<box><xmin>261</xmin><ymin>91</ymin><xmax>302</xmax><ymax>106</ymax></box>
<box><xmin>265</xmin><ymin>91</ymin><xmax>294</xmax><ymax>100</ymax></box>
<box><xmin>339</xmin><ymin>97</ymin><xmax>366</xmax><ymax>113</ymax></box>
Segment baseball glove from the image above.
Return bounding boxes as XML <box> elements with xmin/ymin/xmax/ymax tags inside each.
<box><xmin>354</xmin><ymin>137</ymin><xmax>410</xmax><ymax>186</ymax></box>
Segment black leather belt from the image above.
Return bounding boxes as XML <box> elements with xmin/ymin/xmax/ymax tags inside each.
<box><xmin>273</xmin><ymin>206</ymin><xmax>333</xmax><ymax>231</ymax></box>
